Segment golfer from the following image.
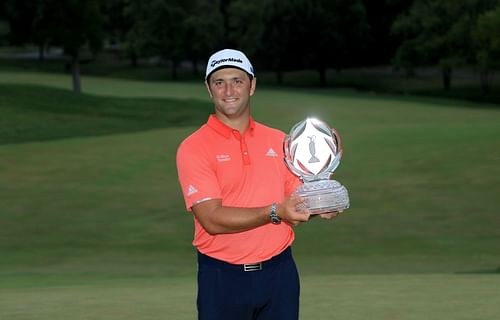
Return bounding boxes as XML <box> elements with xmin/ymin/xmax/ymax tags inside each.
<box><xmin>176</xmin><ymin>49</ymin><xmax>339</xmax><ymax>320</ymax></box>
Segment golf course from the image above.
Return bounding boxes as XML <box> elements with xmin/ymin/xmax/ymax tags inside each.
<box><xmin>1</xmin><ymin>71</ymin><xmax>499</xmax><ymax>319</ymax></box>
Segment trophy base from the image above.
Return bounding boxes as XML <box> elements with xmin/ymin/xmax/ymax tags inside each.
<box><xmin>294</xmin><ymin>180</ymin><xmax>350</xmax><ymax>214</ymax></box>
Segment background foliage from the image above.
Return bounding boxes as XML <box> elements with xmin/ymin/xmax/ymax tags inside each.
<box><xmin>1</xmin><ymin>0</ymin><xmax>499</xmax><ymax>92</ymax></box>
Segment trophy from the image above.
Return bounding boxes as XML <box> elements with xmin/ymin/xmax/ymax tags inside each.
<box><xmin>284</xmin><ymin>118</ymin><xmax>350</xmax><ymax>214</ymax></box>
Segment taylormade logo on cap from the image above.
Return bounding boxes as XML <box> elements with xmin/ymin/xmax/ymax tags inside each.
<box><xmin>205</xmin><ymin>49</ymin><xmax>254</xmax><ymax>79</ymax></box>
<box><xmin>210</xmin><ymin>57</ymin><xmax>243</xmax><ymax>68</ymax></box>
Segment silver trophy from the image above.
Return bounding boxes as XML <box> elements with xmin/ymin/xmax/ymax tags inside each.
<box><xmin>284</xmin><ymin>118</ymin><xmax>350</xmax><ymax>214</ymax></box>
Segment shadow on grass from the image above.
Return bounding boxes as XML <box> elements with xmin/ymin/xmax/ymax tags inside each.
<box><xmin>0</xmin><ymin>84</ymin><xmax>211</xmax><ymax>145</ymax></box>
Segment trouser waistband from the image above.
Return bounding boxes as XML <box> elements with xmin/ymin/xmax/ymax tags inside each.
<box><xmin>197</xmin><ymin>247</ymin><xmax>292</xmax><ymax>272</ymax></box>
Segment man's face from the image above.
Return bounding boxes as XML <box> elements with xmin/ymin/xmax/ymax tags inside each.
<box><xmin>205</xmin><ymin>68</ymin><xmax>256</xmax><ymax>119</ymax></box>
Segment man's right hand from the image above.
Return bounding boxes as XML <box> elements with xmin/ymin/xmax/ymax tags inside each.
<box><xmin>277</xmin><ymin>196</ymin><xmax>311</xmax><ymax>226</ymax></box>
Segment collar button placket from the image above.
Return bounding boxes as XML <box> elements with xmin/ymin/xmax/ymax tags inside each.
<box><xmin>233</xmin><ymin>131</ymin><xmax>251</xmax><ymax>165</ymax></box>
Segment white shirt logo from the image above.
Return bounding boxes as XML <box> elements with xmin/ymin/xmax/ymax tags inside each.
<box><xmin>266</xmin><ymin>148</ymin><xmax>278</xmax><ymax>157</ymax></box>
<box><xmin>187</xmin><ymin>184</ymin><xmax>198</xmax><ymax>196</ymax></box>
<box><xmin>216</xmin><ymin>154</ymin><xmax>231</xmax><ymax>162</ymax></box>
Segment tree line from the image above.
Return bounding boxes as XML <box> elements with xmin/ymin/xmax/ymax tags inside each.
<box><xmin>1</xmin><ymin>0</ymin><xmax>499</xmax><ymax>93</ymax></box>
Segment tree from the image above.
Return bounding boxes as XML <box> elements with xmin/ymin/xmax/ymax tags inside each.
<box><xmin>140</xmin><ymin>0</ymin><xmax>190</xmax><ymax>80</ymax></box>
<box><xmin>392</xmin><ymin>0</ymin><xmax>499</xmax><ymax>90</ymax></box>
<box><xmin>6</xmin><ymin>0</ymin><xmax>108</xmax><ymax>93</ymax></box>
<box><xmin>123</xmin><ymin>0</ymin><xmax>150</xmax><ymax>67</ymax></box>
<box><xmin>3</xmin><ymin>0</ymin><xmax>52</xmax><ymax>59</ymax></box>
<box><xmin>182</xmin><ymin>0</ymin><xmax>224</xmax><ymax>76</ymax></box>
<box><xmin>32</xmin><ymin>0</ymin><xmax>60</xmax><ymax>61</ymax></box>
<box><xmin>101</xmin><ymin>0</ymin><xmax>132</xmax><ymax>55</ymax></box>
<box><xmin>259</xmin><ymin>0</ymin><xmax>368</xmax><ymax>86</ymax></box>
<box><xmin>361</xmin><ymin>0</ymin><xmax>414</xmax><ymax>66</ymax></box>
<box><xmin>259</xmin><ymin>0</ymin><xmax>305</xmax><ymax>84</ymax></box>
<box><xmin>51</xmin><ymin>0</ymin><xmax>104</xmax><ymax>93</ymax></box>
<box><xmin>3</xmin><ymin>1</ymin><xmax>104</xmax><ymax>92</ymax></box>
<box><xmin>472</xmin><ymin>5</ymin><xmax>500</xmax><ymax>93</ymax></box>
<box><xmin>3</xmin><ymin>0</ymin><xmax>36</xmax><ymax>46</ymax></box>
<box><xmin>124</xmin><ymin>0</ymin><xmax>225</xmax><ymax>78</ymax></box>
<box><xmin>226</xmin><ymin>0</ymin><xmax>265</xmax><ymax>59</ymax></box>
<box><xmin>301</xmin><ymin>0</ymin><xmax>369</xmax><ymax>86</ymax></box>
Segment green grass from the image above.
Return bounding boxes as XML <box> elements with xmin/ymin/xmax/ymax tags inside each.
<box><xmin>2</xmin><ymin>274</ymin><xmax>499</xmax><ymax>320</ymax></box>
<box><xmin>1</xmin><ymin>73</ymin><xmax>500</xmax><ymax>319</ymax></box>
<box><xmin>0</xmin><ymin>84</ymin><xmax>210</xmax><ymax>144</ymax></box>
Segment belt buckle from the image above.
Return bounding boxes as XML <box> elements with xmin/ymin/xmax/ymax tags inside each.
<box><xmin>244</xmin><ymin>262</ymin><xmax>262</xmax><ymax>272</ymax></box>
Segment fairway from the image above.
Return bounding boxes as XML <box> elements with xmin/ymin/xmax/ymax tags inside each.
<box><xmin>2</xmin><ymin>274</ymin><xmax>499</xmax><ymax>320</ymax></box>
<box><xmin>1</xmin><ymin>73</ymin><xmax>500</xmax><ymax>319</ymax></box>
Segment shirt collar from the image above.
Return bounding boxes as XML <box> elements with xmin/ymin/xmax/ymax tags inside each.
<box><xmin>207</xmin><ymin>114</ymin><xmax>255</xmax><ymax>138</ymax></box>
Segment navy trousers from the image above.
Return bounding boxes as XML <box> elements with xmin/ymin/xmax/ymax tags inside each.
<box><xmin>196</xmin><ymin>247</ymin><xmax>300</xmax><ymax>320</ymax></box>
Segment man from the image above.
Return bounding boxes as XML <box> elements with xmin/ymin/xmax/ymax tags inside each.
<box><xmin>176</xmin><ymin>49</ymin><xmax>339</xmax><ymax>320</ymax></box>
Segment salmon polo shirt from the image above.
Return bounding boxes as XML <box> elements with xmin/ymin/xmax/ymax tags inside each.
<box><xmin>176</xmin><ymin>115</ymin><xmax>302</xmax><ymax>264</ymax></box>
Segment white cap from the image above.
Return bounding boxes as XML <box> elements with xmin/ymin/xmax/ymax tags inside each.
<box><xmin>205</xmin><ymin>49</ymin><xmax>255</xmax><ymax>80</ymax></box>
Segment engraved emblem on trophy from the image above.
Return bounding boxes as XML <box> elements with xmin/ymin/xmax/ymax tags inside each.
<box><xmin>284</xmin><ymin>118</ymin><xmax>350</xmax><ymax>214</ymax></box>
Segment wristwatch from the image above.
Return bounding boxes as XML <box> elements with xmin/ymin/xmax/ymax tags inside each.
<box><xmin>269</xmin><ymin>203</ymin><xmax>281</xmax><ymax>225</ymax></box>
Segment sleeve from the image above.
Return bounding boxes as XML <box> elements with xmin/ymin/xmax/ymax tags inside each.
<box><xmin>176</xmin><ymin>140</ymin><xmax>222</xmax><ymax>211</ymax></box>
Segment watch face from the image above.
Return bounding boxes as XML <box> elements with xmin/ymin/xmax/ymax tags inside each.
<box><xmin>271</xmin><ymin>216</ymin><xmax>281</xmax><ymax>224</ymax></box>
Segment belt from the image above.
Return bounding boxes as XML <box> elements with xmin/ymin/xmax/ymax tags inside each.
<box><xmin>197</xmin><ymin>247</ymin><xmax>292</xmax><ymax>272</ymax></box>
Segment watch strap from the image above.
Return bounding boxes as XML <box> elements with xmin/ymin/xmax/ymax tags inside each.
<box><xmin>269</xmin><ymin>203</ymin><xmax>281</xmax><ymax>224</ymax></box>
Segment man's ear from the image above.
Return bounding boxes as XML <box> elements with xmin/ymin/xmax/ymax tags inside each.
<box><xmin>250</xmin><ymin>77</ymin><xmax>257</xmax><ymax>96</ymax></box>
<box><xmin>205</xmin><ymin>81</ymin><xmax>213</xmax><ymax>98</ymax></box>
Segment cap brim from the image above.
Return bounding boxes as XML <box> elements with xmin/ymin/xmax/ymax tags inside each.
<box><xmin>205</xmin><ymin>66</ymin><xmax>254</xmax><ymax>80</ymax></box>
